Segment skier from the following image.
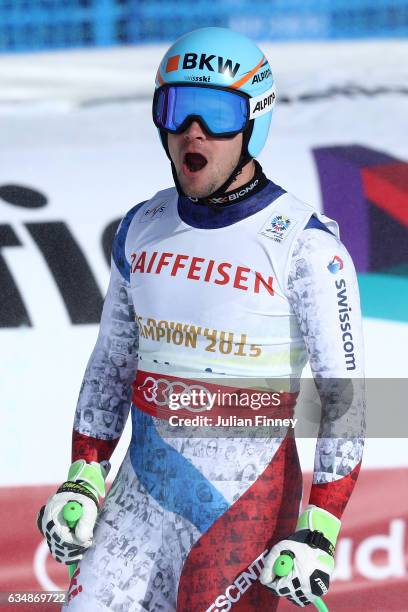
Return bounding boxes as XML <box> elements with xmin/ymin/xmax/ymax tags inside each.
<box><xmin>37</xmin><ymin>27</ymin><xmax>365</xmax><ymax>610</ymax></box>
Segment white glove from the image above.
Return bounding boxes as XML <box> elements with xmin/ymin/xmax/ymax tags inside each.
<box><xmin>37</xmin><ymin>460</ymin><xmax>108</xmax><ymax>565</ymax></box>
<box><xmin>260</xmin><ymin>505</ymin><xmax>340</xmax><ymax>607</ymax></box>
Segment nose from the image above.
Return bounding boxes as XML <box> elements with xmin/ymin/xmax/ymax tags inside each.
<box><xmin>183</xmin><ymin>120</ymin><xmax>207</xmax><ymax>140</ymax></box>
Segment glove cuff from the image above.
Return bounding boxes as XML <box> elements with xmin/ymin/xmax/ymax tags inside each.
<box><xmin>57</xmin><ymin>481</ymin><xmax>99</xmax><ymax>507</ymax></box>
<box><xmin>296</xmin><ymin>505</ymin><xmax>341</xmax><ymax>548</ymax></box>
<box><xmin>67</xmin><ymin>459</ymin><xmax>108</xmax><ymax>499</ymax></box>
<box><xmin>288</xmin><ymin>529</ymin><xmax>335</xmax><ymax>557</ymax></box>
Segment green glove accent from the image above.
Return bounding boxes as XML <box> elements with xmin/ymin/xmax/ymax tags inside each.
<box><xmin>273</xmin><ymin>552</ymin><xmax>295</xmax><ymax>577</ymax></box>
<box><xmin>67</xmin><ymin>459</ymin><xmax>107</xmax><ymax>499</ymax></box>
<box><xmin>63</xmin><ymin>500</ymin><xmax>83</xmax><ymax>529</ymax></box>
<box><xmin>317</xmin><ymin>553</ymin><xmax>335</xmax><ymax>571</ymax></box>
<box><xmin>296</xmin><ymin>505</ymin><xmax>341</xmax><ymax>548</ymax></box>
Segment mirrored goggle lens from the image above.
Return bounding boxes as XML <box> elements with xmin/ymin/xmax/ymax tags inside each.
<box><xmin>153</xmin><ymin>86</ymin><xmax>249</xmax><ymax>135</ymax></box>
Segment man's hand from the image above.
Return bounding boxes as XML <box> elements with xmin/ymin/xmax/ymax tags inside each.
<box><xmin>37</xmin><ymin>460</ymin><xmax>108</xmax><ymax>565</ymax></box>
<box><xmin>260</xmin><ymin>505</ymin><xmax>340</xmax><ymax>607</ymax></box>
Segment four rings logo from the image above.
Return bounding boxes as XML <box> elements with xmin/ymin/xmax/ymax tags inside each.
<box><xmin>140</xmin><ymin>377</ymin><xmax>213</xmax><ymax>412</ymax></box>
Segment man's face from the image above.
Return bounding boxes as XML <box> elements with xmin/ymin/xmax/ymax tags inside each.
<box><xmin>206</xmin><ymin>440</ymin><xmax>217</xmax><ymax>456</ymax></box>
<box><xmin>167</xmin><ymin>121</ymin><xmax>243</xmax><ymax>198</ymax></box>
<box><xmin>320</xmin><ymin>453</ymin><xmax>333</xmax><ymax>470</ymax></box>
<box><xmin>103</xmin><ymin>413</ymin><xmax>114</xmax><ymax>426</ymax></box>
<box><xmin>111</xmin><ymin>353</ymin><xmax>126</xmax><ymax>367</ymax></box>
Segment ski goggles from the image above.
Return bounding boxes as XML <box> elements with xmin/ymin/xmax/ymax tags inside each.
<box><xmin>153</xmin><ymin>84</ymin><xmax>276</xmax><ymax>137</ymax></box>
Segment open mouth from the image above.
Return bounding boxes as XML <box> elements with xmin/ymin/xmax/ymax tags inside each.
<box><xmin>183</xmin><ymin>152</ymin><xmax>208</xmax><ymax>174</ymax></box>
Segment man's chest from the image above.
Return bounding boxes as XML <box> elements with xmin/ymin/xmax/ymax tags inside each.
<box><xmin>126</xmin><ymin>224</ymin><xmax>291</xmax><ymax>329</ymax></box>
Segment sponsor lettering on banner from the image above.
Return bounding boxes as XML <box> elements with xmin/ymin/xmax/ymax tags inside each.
<box><xmin>333</xmin><ymin>518</ymin><xmax>406</xmax><ymax>582</ymax></box>
<box><xmin>0</xmin><ymin>185</ymin><xmax>111</xmax><ymax>328</ymax></box>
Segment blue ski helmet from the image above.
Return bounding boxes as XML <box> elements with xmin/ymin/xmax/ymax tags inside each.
<box><xmin>154</xmin><ymin>27</ymin><xmax>276</xmax><ymax>159</ymax></box>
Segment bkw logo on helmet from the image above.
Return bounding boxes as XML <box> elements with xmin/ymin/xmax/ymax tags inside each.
<box><xmin>166</xmin><ymin>53</ymin><xmax>240</xmax><ymax>78</ymax></box>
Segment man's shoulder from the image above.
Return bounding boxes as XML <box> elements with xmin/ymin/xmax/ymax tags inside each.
<box><xmin>140</xmin><ymin>186</ymin><xmax>178</xmax><ymax>208</ymax></box>
<box><xmin>274</xmin><ymin>190</ymin><xmax>319</xmax><ymax>219</ymax></box>
<box><xmin>278</xmin><ymin>190</ymin><xmax>340</xmax><ymax>240</ymax></box>
<box><xmin>122</xmin><ymin>186</ymin><xmax>177</xmax><ymax>222</ymax></box>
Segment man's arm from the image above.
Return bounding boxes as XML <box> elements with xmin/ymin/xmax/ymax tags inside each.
<box><xmin>72</xmin><ymin>201</ymin><xmax>145</xmax><ymax>464</ymax></box>
<box><xmin>260</xmin><ymin>222</ymin><xmax>366</xmax><ymax>606</ymax></box>
<box><xmin>37</xmin><ymin>211</ymin><xmax>140</xmax><ymax>564</ymax></box>
<box><xmin>287</xmin><ymin>224</ymin><xmax>366</xmax><ymax>518</ymax></box>
<box><xmin>72</xmin><ymin>254</ymin><xmax>138</xmax><ymax>464</ymax></box>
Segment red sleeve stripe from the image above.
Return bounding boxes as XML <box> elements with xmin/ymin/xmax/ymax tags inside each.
<box><xmin>72</xmin><ymin>430</ymin><xmax>119</xmax><ymax>463</ymax></box>
<box><xmin>309</xmin><ymin>461</ymin><xmax>362</xmax><ymax>519</ymax></box>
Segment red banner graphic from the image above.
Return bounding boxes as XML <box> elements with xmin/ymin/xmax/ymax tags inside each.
<box><xmin>0</xmin><ymin>468</ymin><xmax>407</xmax><ymax>611</ymax></box>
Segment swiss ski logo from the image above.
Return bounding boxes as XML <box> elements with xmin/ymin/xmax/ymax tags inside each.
<box><xmin>140</xmin><ymin>202</ymin><xmax>167</xmax><ymax>223</ymax></box>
